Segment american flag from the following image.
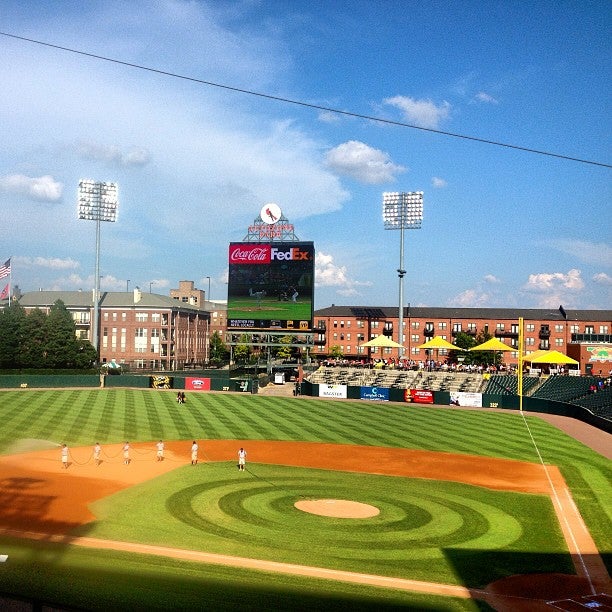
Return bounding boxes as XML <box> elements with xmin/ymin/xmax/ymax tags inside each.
<box><xmin>0</xmin><ymin>258</ymin><xmax>10</xmax><ymax>280</ymax></box>
<box><xmin>0</xmin><ymin>283</ymin><xmax>8</xmax><ymax>300</ymax></box>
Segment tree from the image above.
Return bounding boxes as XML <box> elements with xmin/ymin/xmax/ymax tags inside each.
<box><xmin>21</xmin><ymin>308</ymin><xmax>48</xmax><ymax>368</ymax></box>
<box><xmin>0</xmin><ymin>303</ymin><xmax>26</xmax><ymax>368</ymax></box>
<box><xmin>45</xmin><ymin>300</ymin><xmax>83</xmax><ymax>368</ymax></box>
<box><xmin>275</xmin><ymin>336</ymin><xmax>293</xmax><ymax>361</ymax></box>
<box><xmin>329</xmin><ymin>345</ymin><xmax>343</xmax><ymax>360</ymax></box>
<box><xmin>449</xmin><ymin>331</ymin><xmax>477</xmax><ymax>365</ymax></box>
<box><xmin>209</xmin><ymin>331</ymin><xmax>228</xmax><ymax>365</ymax></box>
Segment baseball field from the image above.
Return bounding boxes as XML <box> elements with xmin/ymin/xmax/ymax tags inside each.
<box><xmin>0</xmin><ymin>388</ymin><xmax>610</xmax><ymax>611</ymax></box>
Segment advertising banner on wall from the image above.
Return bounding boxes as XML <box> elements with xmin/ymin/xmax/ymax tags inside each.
<box><xmin>319</xmin><ymin>383</ymin><xmax>347</xmax><ymax>399</ymax></box>
<box><xmin>227</xmin><ymin>242</ymin><xmax>314</xmax><ymax>332</ymax></box>
<box><xmin>185</xmin><ymin>377</ymin><xmax>211</xmax><ymax>391</ymax></box>
<box><xmin>360</xmin><ymin>386</ymin><xmax>390</xmax><ymax>401</ymax></box>
<box><xmin>405</xmin><ymin>389</ymin><xmax>434</xmax><ymax>404</ymax></box>
<box><xmin>150</xmin><ymin>376</ymin><xmax>173</xmax><ymax>389</ymax></box>
<box><xmin>450</xmin><ymin>392</ymin><xmax>483</xmax><ymax>407</ymax></box>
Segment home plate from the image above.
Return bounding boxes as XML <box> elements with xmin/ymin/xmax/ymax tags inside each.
<box><xmin>294</xmin><ymin>499</ymin><xmax>380</xmax><ymax>518</ymax></box>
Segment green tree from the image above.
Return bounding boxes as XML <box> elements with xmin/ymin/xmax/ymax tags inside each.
<box><xmin>209</xmin><ymin>330</ymin><xmax>228</xmax><ymax>365</ymax></box>
<box><xmin>43</xmin><ymin>300</ymin><xmax>81</xmax><ymax>368</ymax></box>
<box><xmin>329</xmin><ymin>345</ymin><xmax>343</xmax><ymax>360</ymax></box>
<box><xmin>233</xmin><ymin>334</ymin><xmax>252</xmax><ymax>364</ymax></box>
<box><xmin>21</xmin><ymin>308</ymin><xmax>48</xmax><ymax>368</ymax></box>
<box><xmin>275</xmin><ymin>336</ymin><xmax>293</xmax><ymax>361</ymax></box>
<box><xmin>0</xmin><ymin>303</ymin><xmax>26</xmax><ymax>368</ymax></box>
<box><xmin>449</xmin><ymin>331</ymin><xmax>477</xmax><ymax>365</ymax></box>
<box><xmin>470</xmin><ymin>329</ymin><xmax>498</xmax><ymax>367</ymax></box>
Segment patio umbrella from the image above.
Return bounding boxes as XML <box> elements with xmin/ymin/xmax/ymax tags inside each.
<box><xmin>417</xmin><ymin>336</ymin><xmax>462</xmax><ymax>367</ymax></box>
<box><xmin>417</xmin><ymin>336</ymin><xmax>461</xmax><ymax>351</ymax></box>
<box><xmin>360</xmin><ymin>335</ymin><xmax>404</xmax><ymax>349</ymax></box>
<box><xmin>525</xmin><ymin>350</ymin><xmax>579</xmax><ymax>365</ymax></box>
<box><xmin>523</xmin><ymin>349</ymin><xmax>549</xmax><ymax>362</ymax></box>
<box><xmin>469</xmin><ymin>337</ymin><xmax>515</xmax><ymax>368</ymax></box>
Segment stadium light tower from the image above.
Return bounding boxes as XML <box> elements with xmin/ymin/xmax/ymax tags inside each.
<box><xmin>78</xmin><ymin>180</ymin><xmax>118</xmax><ymax>358</ymax></box>
<box><xmin>383</xmin><ymin>191</ymin><xmax>423</xmax><ymax>359</ymax></box>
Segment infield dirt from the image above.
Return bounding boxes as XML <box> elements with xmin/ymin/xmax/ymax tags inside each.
<box><xmin>0</xmin><ymin>439</ymin><xmax>610</xmax><ymax>611</ymax></box>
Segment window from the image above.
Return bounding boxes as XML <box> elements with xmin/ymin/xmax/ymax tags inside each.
<box><xmin>511</xmin><ymin>324</ymin><xmax>519</xmax><ymax>334</ymax></box>
<box><xmin>333</xmin><ymin>320</ymin><xmax>338</xmax><ymax>328</ymax></box>
<box><xmin>135</xmin><ymin>328</ymin><xmax>147</xmax><ymax>337</ymax></box>
<box><xmin>467</xmin><ymin>323</ymin><xmax>477</xmax><ymax>332</ymax></box>
<box><xmin>438</xmin><ymin>322</ymin><xmax>447</xmax><ymax>330</ymax></box>
<box><xmin>151</xmin><ymin>329</ymin><xmax>160</xmax><ymax>338</ymax></box>
<box><xmin>453</xmin><ymin>323</ymin><xmax>462</xmax><ymax>333</ymax></box>
<box><xmin>599</xmin><ymin>325</ymin><xmax>609</xmax><ymax>334</ymax></box>
<box><xmin>411</xmin><ymin>321</ymin><xmax>420</xmax><ymax>329</ymax></box>
<box><xmin>555</xmin><ymin>324</ymin><xmax>564</xmax><ymax>332</ymax></box>
<box><xmin>340</xmin><ymin>320</ymin><xmax>345</xmax><ymax>328</ymax></box>
<box><xmin>103</xmin><ymin>312</ymin><xmax>109</xmax><ymax>321</ymax></box>
<box><xmin>112</xmin><ymin>312</ymin><xmax>117</xmax><ymax>321</ymax></box>
<box><xmin>152</xmin><ymin>313</ymin><xmax>161</xmax><ymax>323</ymax></box>
<box><xmin>555</xmin><ymin>338</ymin><xmax>564</xmax><ymax>347</ymax></box>
<box><xmin>525</xmin><ymin>337</ymin><xmax>535</xmax><ymax>346</ymax></box>
<box><xmin>570</xmin><ymin>324</ymin><xmax>579</xmax><ymax>334</ymax></box>
<box><xmin>496</xmin><ymin>323</ymin><xmax>504</xmax><ymax>331</ymax></box>
<box><xmin>136</xmin><ymin>312</ymin><xmax>148</xmax><ymax>322</ymax></box>
<box><xmin>181</xmin><ymin>297</ymin><xmax>188</xmax><ymax>302</ymax></box>
<box><xmin>585</xmin><ymin>326</ymin><xmax>594</xmax><ymax>334</ymax></box>
<box><xmin>411</xmin><ymin>334</ymin><xmax>419</xmax><ymax>343</ymax></box>
<box><xmin>425</xmin><ymin>322</ymin><xmax>434</xmax><ymax>332</ymax></box>
<box><xmin>526</xmin><ymin>324</ymin><xmax>535</xmax><ymax>332</ymax></box>
<box><xmin>372</xmin><ymin>321</ymin><xmax>379</xmax><ymax>329</ymax></box>
<box><xmin>357</xmin><ymin>320</ymin><xmax>364</xmax><ymax>328</ymax></box>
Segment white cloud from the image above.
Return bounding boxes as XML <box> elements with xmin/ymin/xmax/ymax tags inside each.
<box><xmin>483</xmin><ymin>274</ymin><xmax>501</xmax><ymax>284</ymax></box>
<box><xmin>546</xmin><ymin>239</ymin><xmax>612</xmax><ymax>267</ymax></box>
<box><xmin>14</xmin><ymin>256</ymin><xmax>79</xmax><ymax>270</ymax></box>
<box><xmin>315</xmin><ymin>251</ymin><xmax>371</xmax><ymax>296</ymax></box>
<box><xmin>448</xmin><ymin>289</ymin><xmax>491</xmax><ymax>307</ymax></box>
<box><xmin>75</xmin><ymin>141</ymin><xmax>151</xmax><ymax>167</ymax></box>
<box><xmin>474</xmin><ymin>91</ymin><xmax>499</xmax><ymax>104</ymax></box>
<box><xmin>383</xmin><ymin>96</ymin><xmax>451</xmax><ymax>129</ymax></box>
<box><xmin>593</xmin><ymin>272</ymin><xmax>612</xmax><ymax>285</ymax></box>
<box><xmin>432</xmin><ymin>176</ymin><xmax>447</xmax><ymax>188</ymax></box>
<box><xmin>0</xmin><ymin>174</ymin><xmax>63</xmax><ymax>202</ymax></box>
<box><xmin>318</xmin><ymin>110</ymin><xmax>340</xmax><ymax>123</ymax></box>
<box><xmin>524</xmin><ymin>269</ymin><xmax>584</xmax><ymax>292</ymax></box>
<box><xmin>325</xmin><ymin>141</ymin><xmax>405</xmax><ymax>184</ymax></box>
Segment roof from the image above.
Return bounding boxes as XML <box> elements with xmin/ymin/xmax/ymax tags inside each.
<box><xmin>18</xmin><ymin>291</ymin><xmax>209</xmax><ymax>314</ymax></box>
<box><xmin>314</xmin><ymin>305</ymin><xmax>612</xmax><ymax>322</ymax></box>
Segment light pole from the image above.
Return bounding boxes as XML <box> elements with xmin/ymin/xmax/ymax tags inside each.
<box><xmin>205</xmin><ymin>276</ymin><xmax>211</xmax><ymax>302</ymax></box>
<box><xmin>126</xmin><ymin>279</ymin><xmax>130</xmax><ymax>293</ymax></box>
<box><xmin>149</xmin><ymin>281</ymin><xmax>154</xmax><ymax>294</ymax></box>
<box><xmin>383</xmin><ymin>191</ymin><xmax>423</xmax><ymax>360</ymax></box>
<box><xmin>78</xmin><ymin>179</ymin><xmax>118</xmax><ymax>360</ymax></box>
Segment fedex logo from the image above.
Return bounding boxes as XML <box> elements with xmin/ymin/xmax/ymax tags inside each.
<box><xmin>271</xmin><ymin>247</ymin><xmax>311</xmax><ymax>261</ymax></box>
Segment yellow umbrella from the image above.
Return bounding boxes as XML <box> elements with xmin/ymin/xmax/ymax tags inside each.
<box><xmin>526</xmin><ymin>350</ymin><xmax>579</xmax><ymax>365</ymax></box>
<box><xmin>470</xmin><ymin>338</ymin><xmax>515</xmax><ymax>352</ymax></box>
<box><xmin>523</xmin><ymin>349</ymin><xmax>549</xmax><ymax>362</ymax></box>
<box><xmin>417</xmin><ymin>336</ymin><xmax>461</xmax><ymax>351</ymax></box>
<box><xmin>360</xmin><ymin>335</ymin><xmax>404</xmax><ymax>349</ymax></box>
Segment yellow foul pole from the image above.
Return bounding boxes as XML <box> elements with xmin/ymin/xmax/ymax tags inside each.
<box><xmin>518</xmin><ymin>317</ymin><xmax>524</xmax><ymax>411</ymax></box>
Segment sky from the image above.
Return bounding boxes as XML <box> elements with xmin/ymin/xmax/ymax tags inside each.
<box><xmin>0</xmin><ymin>0</ymin><xmax>610</xmax><ymax>311</ymax></box>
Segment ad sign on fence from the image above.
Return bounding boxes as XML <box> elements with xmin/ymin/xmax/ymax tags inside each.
<box><xmin>450</xmin><ymin>392</ymin><xmax>483</xmax><ymax>407</ymax></box>
<box><xmin>227</xmin><ymin>242</ymin><xmax>314</xmax><ymax>332</ymax></box>
<box><xmin>185</xmin><ymin>377</ymin><xmax>211</xmax><ymax>391</ymax></box>
<box><xmin>405</xmin><ymin>389</ymin><xmax>434</xmax><ymax>404</ymax></box>
<box><xmin>319</xmin><ymin>384</ymin><xmax>347</xmax><ymax>399</ymax></box>
<box><xmin>360</xmin><ymin>386</ymin><xmax>390</xmax><ymax>401</ymax></box>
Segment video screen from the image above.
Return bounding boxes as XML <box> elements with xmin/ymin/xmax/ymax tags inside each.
<box><xmin>227</xmin><ymin>242</ymin><xmax>314</xmax><ymax>331</ymax></box>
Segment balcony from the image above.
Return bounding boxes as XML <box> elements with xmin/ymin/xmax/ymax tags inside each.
<box><xmin>539</xmin><ymin>328</ymin><xmax>551</xmax><ymax>339</ymax></box>
<box><xmin>314</xmin><ymin>337</ymin><xmax>327</xmax><ymax>346</ymax></box>
<box><xmin>423</xmin><ymin>328</ymin><xmax>435</xmax><ymax>337</ymax></box>
<box><xmin>495</xmin><ymin>329</ymin><xmax>519</xmax><ymax>338</ymax></box>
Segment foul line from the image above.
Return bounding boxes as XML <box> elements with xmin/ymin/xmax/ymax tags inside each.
<box><xmin>519</xmin><ymin>411</ymin><xmax>596</xmax><ymax>595</ymax></box>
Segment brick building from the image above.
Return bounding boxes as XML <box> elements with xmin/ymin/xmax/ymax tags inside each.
<box><xmin>18</xmin><ymin>287</ymin><xmax>210</xmax><ymax>370</ymax></box>
<box><xmin>312</xmin><ymin>305</ymin><xmax>612</xmax><ymax>373</ymax></box>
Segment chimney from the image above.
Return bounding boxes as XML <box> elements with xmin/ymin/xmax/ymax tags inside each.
<box><xmin>134</xmin><ymin>287</ymin><xmax>142</xmax><ymax>303</ymax></box>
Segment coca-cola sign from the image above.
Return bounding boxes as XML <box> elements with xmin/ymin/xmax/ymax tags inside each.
<box><xmin>229</xmin><ymin>244</ymin><xmax>271</xmax><ymax>264</ymax></box>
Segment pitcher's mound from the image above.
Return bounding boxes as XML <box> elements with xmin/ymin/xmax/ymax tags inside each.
<box><xmin>295</xmin><ymin>499</ymin><xmax>379</xmax><ymax>518</ymax></box>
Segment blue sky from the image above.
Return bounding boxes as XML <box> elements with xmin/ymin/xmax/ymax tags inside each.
<box><xmin>1</xmin><ymin>0</ymin><xmax>610</xmax><ymax>310</ymax></box>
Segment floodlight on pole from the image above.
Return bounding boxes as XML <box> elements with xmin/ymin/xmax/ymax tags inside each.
<box><xmin>78</xmin><ymin>179</ymin><xmax>118</xmax><ymax>359</ymax></box>
<box><xmin>383</xmin><ymin>191</ymin><xmax>424</xmax><ymax>359</ymax></box>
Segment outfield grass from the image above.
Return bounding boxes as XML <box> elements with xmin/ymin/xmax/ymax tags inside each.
<box><xmin>0</xmin><ymin>389</ymin><xmax>610</xmax><ymax>610</ymax></box>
